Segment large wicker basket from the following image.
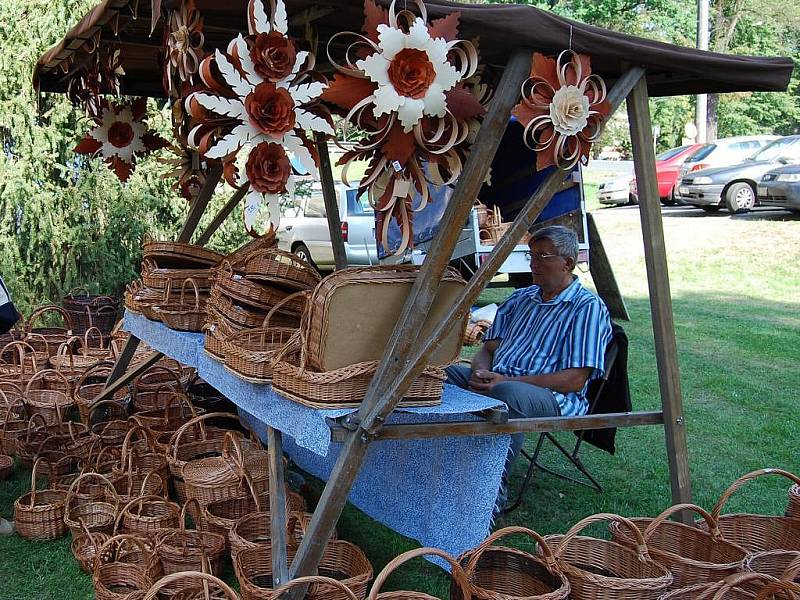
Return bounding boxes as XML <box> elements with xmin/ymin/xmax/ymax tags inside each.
<box><xmin>742</xmin><ymin>549</ymin><xmax>800</xmax><ymax>583</ymax></box>
<box><xmin>215</xmin><ymin>261</ymin><xmax>306</xmax><ymax>315</ymax></box>
<box><xmin>25</xmin><ymin>305</ymin><xmax>74</xmax><ymax>357</ymax></box>
<box><xmin>657</xmin><ymin>572</ymin><xmax>779</xmax><ymax>600</ymax></box>
<box><xmin>155</xmin><ymin>500</ymin><xmax>227</xmax><ymax>579</ymax></box>
<box><xmin>141</xmin><ymin>259</ymin><xmax>214</xmax><ymax>291</ymax></box>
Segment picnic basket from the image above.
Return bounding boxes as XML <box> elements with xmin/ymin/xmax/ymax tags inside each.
<box><xmin>14</xmin><ymin>458</ymin><xmax>68</xmax><ymax>540</ymax></box>
<box><xmin>142</xmin><ymin>234</ymin><xmax>225</xmax><ymax>269</ymax></box>
<box><xmin>244</xmin><ymin>248</ymin><xmax>321</xmax><ymax>291</ymax></box>
<box><xmin>454</xmin><ymin>526</ymin><xmax>570</xmax><ymax>600</ymax></box>
<box><xmin>703</xmin><ymin>468</ymin><xmax>800</xmax><ymax>553</ymax></box>
<box><xmin>609</xmin><ymin>503</ymin><xmax>746</xmax><ymax>589</ymax></box>
<box><xmin>157</xmin><ymin>278</ymin><xmax>207</xmax><ymax>332</ymax></box>
<box><xmin>373</xmin><ymin>546</ymin><xmax>471</xmax><ymax>600</ymax></box>
<box><xmin>545</xmin><ymin>512</ymin><xmax>673</xmax><ymax>599</ymax></box>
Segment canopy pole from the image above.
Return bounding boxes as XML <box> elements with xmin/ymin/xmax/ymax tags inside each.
<box><xmin>285</xmin><ymin>50</ymin><xmax>533</xmax><ymax>594</ymax></box>
<box><xmin>177</xmin><ymin>164</ymin><xmax>223</xmax><ymax>243</ymax></box>
<box><xmin>315</xmin><ymin>132</ymin><xmax>348</xmax><ymax>270</ymax></box>
<box><xmin>626</xmin><ymin>76</ymin><xmax>693</xmax><ymax>511</ymax></box>
<box><xmin>195</xmin><ymin>183</ymin><xmax>249</xmax><ymax>247</ymax></box>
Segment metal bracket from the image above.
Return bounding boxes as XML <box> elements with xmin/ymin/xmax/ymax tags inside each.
<box><xmin>338</xmin><ymin>415</ymin><xmax>361</xmax><ymax>431</ymax></box>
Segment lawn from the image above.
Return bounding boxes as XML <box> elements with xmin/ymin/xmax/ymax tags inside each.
<box><xmin>1</xmin><ymin>203</ymin><xmax>799</xmax><ymax>599</ymax></box>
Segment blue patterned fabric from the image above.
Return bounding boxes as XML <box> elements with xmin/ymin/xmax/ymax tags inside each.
<box><xmin>484</xmin><ymin>277</ymin><xmax>612</xmax><ymax>416</ymax></box>
<box><xmin>124</xmin><ymin>310</ymin><xmax>510</xmax><ymax>558</ymax></box>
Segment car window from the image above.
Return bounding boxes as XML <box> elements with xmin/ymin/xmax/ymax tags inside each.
<box><xmin>304</xmin><ymin>194</ymin><xmax>327</xmax><ymax>218</ymax></box>
<box><xmin>656</xmin><ymin>146</ymin><xmax>688</xmax><ymax>161</ymax></box>
<box><xmin>347</xmin><ymin>189</ymin><xmax>375</xmax><ymax>216</ymax></box>
<box><xmin>748</xmin><ymin>137</ymin><xmax>800</xmax><ymax>162</ymax></box>
<box><xmin>686</xmin><ymin>144</ymin><xmax>715</xmax><ymax>161</ymax></box>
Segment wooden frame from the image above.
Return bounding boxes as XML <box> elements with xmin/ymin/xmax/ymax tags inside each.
<box><xmin>95</xmin><ymin>47</ymin><xmax>695</xmax><ymax>594</ymax></box>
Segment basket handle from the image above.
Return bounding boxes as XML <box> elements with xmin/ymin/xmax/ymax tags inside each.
<box><xmin>119</xmin><ymin>424</ymin><xmax>154</xmax><ymax>466</ymax></box>
<box><xmin>26</xmin><ymin>304</ymin><xmax>74</xmax><ymax>333</ymax></box>
<box><xmin>272</xmin><ymin>575</ymin><xmax>360</xmax><ymax>600</ymax></box>
<box><xmin>24</xmin><ymin>368</ymin><xmax>69</xmax><ymax>394</ymax></box>
<box><xmin>783</xmin><ymin>553</ymin><xmax>800</xmax><ymax>582</ymax></box>
<box><xmin>643</xmin><ymin>502</ymin><xmax>722</xmax><ymax>542</ymax></box>
<box><xmin>74</xmin><ymin>359</ymin><xmax>115</xmax><ymax>390</ymax></box>
<box><xmin>2</xmin><ymin>340</ymin><xmax>39</xmax><ymax>377</ymax></box>
<box><xmin>262</xmin><ymin>248</ymin><xmax>321</xmax><ymax>275</ymax></box>
<box><xmin>96</xmin><ymin>533</ymin><xmax>151</xmax><ymax>570</ymax></box>
<box><xmin>754</xmin><ymin>579</ymin><xmax>800</xmax><ymax>600</ymax></box>
<box><xmin>179</xmin><ymin>277</ymin><xmax>201</xmax><ymax>311</ymax></box>
<box><xmin>66</xmin><ymin>471</ymin><xmax>119</xmax><ymax>515</ymax></box>
<box><xmin>115</xmin><ymin>494</ymin><xmax>180</xmax><ymax>533</ymax></box>
<box><xmin>180</xmin><ymin>497</ymin><xmax>203</xmax><ymax>531</ymax></box>
<box><xmin>553</xmin><ymin>512</ymin><xmax>652</xmax><ymax>562</ymax></box>
<box><xmin>167</xmin><ymin>411</ymin><xmax>242</xmax><ymax>461</ymax></box>
<box><xmin>711</xmin><ymin>468</ymin><xmax>800</xmax><ymax>521</ymax></box>
<box><xmin>141</xmin><ymin>571</ymin><xmax>240</xmax><ymax>600</ymax></box>
<box><xmin>463</xmin><ymin>525</ymin><xmax>560</xmax><ymax>578</ymax></box>
<box><xmin>706</xmin><ymin>572</ymin><xmax>780</xmax><ymax>600</ymax></box>
<box><xmin>132</xmin><ymin>364</ymin><xmax>184</xmax><ymax>396</ymax></box>
<box><xmin>221</xmin><ymin>430</ymin><xmax>246</xmax><ymax>476</ymax></box>
<box><xmin>368</xmin><ymin>546</ymin><xmax>470</xmax><ymax>600</ymax></box>
<box><xmin>29</xmin><ymin>457</ymin><xmax>45</xmax><ymax>506</ymax></box>
<box><xmin>83</xmin><ymin>326</ymin><xmax>105</xmax><ymax>351</ymax></box>
<box><xmin>262</xmin><ymin>289</ymin><xmax>310</xmax><ymax>328</ymax></box>
<box><xmin>25</xmin><ymin>413</ymin><xmax>48</xmax><ymax>440</ymax></box>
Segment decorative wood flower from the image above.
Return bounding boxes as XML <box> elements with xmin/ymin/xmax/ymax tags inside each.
<box><xmin>160</xmin><ymin>144</ymin><xmax>208</xmax><ymax>202</ymax></box>
<box><xmin>74</xmin><ymin>98</ymin><xmax>168</xmax><ymax>182</ymax></box>
<box><xmin>184</xmin><ymin>0</ymin><xmax>332</xmax><ymax>235</ymax></box>
<box><xmin>322</xmin><ymin>0</ymin><xmax>483</xmax><ymax>256</ymax></box>
<box><xmin>67</xmin><ymin>46</ymin><xmax>125</xmax><ymax>117</ymax></box>
<box><xmin>512</xmin><ymin>50</ymin><xmax>611</xmax><ymax>171</ymax></box>
<box><xmin>163</xmin><ymin>0</ymin><xmax>205</xmax><ymax>97</ymax></box>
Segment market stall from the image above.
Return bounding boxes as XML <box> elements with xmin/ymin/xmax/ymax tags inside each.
<box><xmin>31</xmin><ymin>0</ymin><xmax>794</xmax><ymax>595</ymax></box>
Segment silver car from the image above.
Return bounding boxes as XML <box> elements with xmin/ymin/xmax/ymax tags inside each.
<box><xmin>758</xmin><ymin>165</ymin><xmax>800</xmax><ymax>213</ymax></box>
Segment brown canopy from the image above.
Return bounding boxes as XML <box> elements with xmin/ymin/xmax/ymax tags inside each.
<box><xmin>34</xmin><ymin>0</ymin><xmax>793</xmax><ymax>98</ymax></box>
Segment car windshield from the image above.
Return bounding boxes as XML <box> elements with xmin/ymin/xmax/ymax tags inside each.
<box><xmin>747</xmin><ymin>137</ymin><xmax>800</xmax><ymax>162</ymax></box>
<box><xmin>657</xmin><ymin>146</ymin><xmax>689</xmax><ymax>161</ymax></box>
<box><xmin>685</xmin><ymin>144</ymin><xmax>715</xmax><ymax>161</ymax></box>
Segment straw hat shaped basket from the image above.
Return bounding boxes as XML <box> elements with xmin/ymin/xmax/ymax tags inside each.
<box><xmin>702</xmin><ymin>469</ymin><xmax>800</xmax><ymax>553</ymax></box>
<box><xmin>545</xmin><ymin>512</ymin><xmax>674</xmax><ymax>600</ymax></box>
<box><xmin>65</xmin><ymin>471</ymin><xmax>120</xmax><ymax>537</ymax></box>
<box><xmin>609</xmin><ymin>503</ymin><xmax>747</xmax><ymax>590</ymax></box>
<box><xmin>243</xmin><ymin>247</ymin><xmax>321</xmax><ymax>291</ymax></box>
<box><xmin>454</xmin><ymin>526</ymin><xmax>571</xmax><ymax>600</ymax></box>
<box><xmin>93</xmin><ymin>534</ymin><xmax>155</xmax><ymax>600</ymax></box>
<box><xmin>25</xmin><ymin>304</ymin><xmax>74</xmax><ymax>357</ymax></box>
<box><xmin>222</xmin><ymin>291</ymin><xmax>307</xmax><ymax>383</ymax></box>
<box><xmin>158</xmin><ymin>278</ymin><xmax>208</xmax><ymax>333</ymax></box>
<box><xmin>14</xmin><ymin>457</ymin><xmax>68</xmax><ymax>540</ymax></box>
<box><xmin>372</xmin><ymin>546</ymin><xmax>471</xmax><ymax>600</ymax></box>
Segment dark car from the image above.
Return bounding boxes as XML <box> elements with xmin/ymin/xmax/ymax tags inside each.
<box><xmin>758</xmin><ymin>165</ymin><xmax>800</xmax><ymax>214</ymax></box>
<box><xmin>676</xmin><ymin>135</ymin><xmax>800</xmax><ymax>213</ymax></box>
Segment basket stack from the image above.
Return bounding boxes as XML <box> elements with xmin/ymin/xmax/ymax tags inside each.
<box><xmin>62</xmin><ymin>288</ymin><xmax>119</xmax><ymax>338</ymax></box>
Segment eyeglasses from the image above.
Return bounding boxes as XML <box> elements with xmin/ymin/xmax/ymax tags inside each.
<box><xmin>525</xmin><ymin>251</ymin><xmax>562</xmax><ymax>262</ymax></box>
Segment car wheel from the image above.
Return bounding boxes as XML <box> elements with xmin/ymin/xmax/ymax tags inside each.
<box><xmin>293</xmin><ymin>243</ymin><xmax>317</xmax><ymax>269</ymax></box>
<box><xmin>661</xmin><ymin>188</ymin><xmax>677</xmax><ymax>206</ymax></box>
<box><xmin>700</xmin><ymin>206</ymin><xmax>720</xmax><ymax>213</ymax></box>
<box><xmin>628</xmin><ymin>193</ymin><xmax>638</xmax><ymax>205</ymax></box>
<box><xmin>725</xmin><ymin>182</ymin><xmax>756</xmax><ymax>214</ymax></box>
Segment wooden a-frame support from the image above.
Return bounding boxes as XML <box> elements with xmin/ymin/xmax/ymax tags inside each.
<box><xmin>99</xmin><ymin>54</ymin><xmax>692</xmax><ymax>594</ymax></box>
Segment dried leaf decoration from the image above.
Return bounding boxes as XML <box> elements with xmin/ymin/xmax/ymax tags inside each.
<box><xmin>323</xmin><ymin>0</ymin><xmax>481</xmax><ymax>256</ymax></box>
<box><xmin>74</xmin><ymin>98</ymin><xmax>168</xmax><ymax>182</ymax></box>
<box><xmin>163</xmin><ymin>0</ymin><xmax>205</xmax><ymax>97</ymax></box>
<box><xmin>512</xmin><ymin>50</ymin><xmax>611</xmax><ymax>171</ymax></box>
<box><xmin>184</xmin><ymin>0</ymin><xmax>332</xmax><ymax>236</ymax></box>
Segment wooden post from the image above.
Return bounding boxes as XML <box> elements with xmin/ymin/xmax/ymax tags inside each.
<box><xmin>195</xmin><ymin>183</ymin><xmax>249</xmax><ymax>247</ymax></box>
<box><xmin>315</xmin><ymin>133</ymin><xmax>348</xmax><ymax>270</ymax></box>
<box><xmin>266</xmin><ymin>426</ymin><xmax>289</xmax><ymax>586</ymax></box>
<box><xmin>285</xmin><ymin>50</ymin><xmax>533</xmax><ymax>590</ymax></box>
<box><xmin>103</xmin><ymin>334</ymin><xmax>140</xmax><ymax>389</ymax></box>
<box><xmin>587</xmin><ymin>213</ymin><xmax>630</xmax><ymax>321</ymax></box>
<box><xmin>177</xmin><ymin>164</ymin><xmax>223</xmax><ymax>243</ymax></box>
<box><xmin>93</xmin><ymin>350</ymin><xmax>163</xmax><ymax>404</ymax></box>
<box><xmin>627</xmin><ymin>76</ymin><xmax>693</xmax><ymax>509</ymax></box>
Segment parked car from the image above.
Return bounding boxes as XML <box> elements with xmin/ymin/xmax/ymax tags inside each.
<box><xmin>629</xmin><ymin>143</ymin><xmax>706</xmax><ymax>205</ymax></box>
<box><xmin>276</xmin><ymin>184</ymin><xmax>378</xmax><ymax>270</ymax></box>
<box><xmin>757</xmin><ymin>164</ymin><xmax>800</xmax><ymax>214</ymax></box>
<box><xmin>598</xmin><ymin>173</ymin><xmax>635</xmax><ymax>206</ymax></box>
<box><xmin>675</xmin><ymin>135</ymin><xmax>800</xmax><ymax>213</ymax></box>
<box><xmin>677</xmin><ymin>135</ymin><xmax>778</xmax><ymax>179</ymax></box>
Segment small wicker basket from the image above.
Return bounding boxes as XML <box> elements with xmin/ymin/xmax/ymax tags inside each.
<box><xmin>374</xmin><ymin>546</ymin><xmax>471</xmax><ymax>600</ymax></box>
<box><xmin>158</xmin><ymin>278</ymin><xmax>207</xmax><ymax>333</ymax></box>
<box><xmin>14</xmin><ymin>458</ymin><xmax>68</xmax><ymax>540</ymax></box>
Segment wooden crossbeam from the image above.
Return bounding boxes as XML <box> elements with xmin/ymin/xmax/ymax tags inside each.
<box><xmin>177</xmin><ymin>164</ymin><xmax>223</xmax><ymax>243</ymax></box>
<box><xmin>93</xmin><ymin>349</ymin><xmax>162</xmax><ymax>404</ymax></box>
<box><xmin>195</xmin><ymin>183</ymin><xmax>249</xmax><ymax>247</ymax></box>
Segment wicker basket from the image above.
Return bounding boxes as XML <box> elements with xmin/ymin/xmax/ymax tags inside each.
<box><xmin>272</xmin><ymin>347</ymin><xmax>446</xmax><ymax>409</ymax></box>
<box><xmin>63</xmin><ymin>291</ymin><xmax>118</xmax><ymax>337</ymax></box>
<box><xmin>657</xmin><ymin>572</ymin><xmax>778</xmax><ymax>600</ymax></box>
<box><xmin>202</xmin><ymin>474</ymin><xmax>264</xmax><ymax>549</ymax></box>
<box><xmin>71</xmin><ymin>520</ymin><xmax>110</xmax><ymax>573</ymax></box>
<box><xmin>610</xmin><ymin>503</ymin><xmax>746</xmax><ymax>590</ymax></box>
<box><xmin>754</xmin><ymin>580</ymin><xmax>800</xmax><ymax>599</ymax></box>
<box><xmin>374</xmin><ymin>546</ymin><xmax>471</xmax><ymax>600</ymax></box>
<box><xmin>25</xmin><ymin>304</ymin><xmax>74</xmax><ymax>357</ymax></box>
<box><xmin>138</xmin><ymin>571</ymin><xmax>240</xmax><ymax>600</ymax></box>
<box><xmin>244</xmin><ymin>248</ymin><xmax>321</xmax><ymax>291</ymax></box>
<box><xmin>141</xmin><ymin>259</ymin><xmax>215</xmax><ymax>291</ymax></box>
<box><xmin>65</xmin><ymin>471</ymin><xmax>120</xmax><ymax>537</ymax></box>
<box><xmin>215</xmin><ymin>261</ymin><xmax>306</xmax><ymax>314</ymax></box>
<box><xmin>115</xmin><ymin>494</ymin><xmax>181</xmax><ymax>536</ymax></box>
<box><xmin>705</xmin><ymin>468</ymin><xmax>800</xmax><ymax>553</ymax></box>
<box><xmin>93</xmin><ymin>534</ymin><xmax>155</xmax><ymax>600</ymax></box>
<box><xmin>16</xmin><ymin>414</ymin><xmax>52</xmax><ymax>469</ymax></box>
<box><xmin>455</xmin><ymin>526</ymin><xmax>570</xmax><ymax>600</ymax></box>
<box><xmin>0</xmin><ymin>397</ymin><xmax>28</xmax><ymax>456</ymax></box>
<box><xmin>158</xmin><ymin>278</ymin><xmax>207</xmax><ymax>333</ymax></box>
<box><xmin>229</xmin><ymin>510</ymin><xmax>317</xmax><ymax>559</ymax></box>
<box><xmin>202</xmin><ymin>320</ymin><xmax>239</xmax><ymax>361</ymax></box>
<box><xmin>48</xmin><ymin>336</ymin><xmax>101</xmax><ymax>373</ymax></box>
<box><xmin>143</xmin><ymin>234</ymin><xmax>225</xmax><ymax>269</ymax></box>
<box><xmin>463</xmin><ymin>320</ymin><xmax>492</xmax><ymax>347</ymax></box>
<box><xmin>223</xmin><ymin>327</ymin><xmax>301</xmax><ymax>383</ymax></box>
<box><xmin>743</xmin><ymin>550</ymin><xmax>800</xmax><ymax>583</ymax></box>
<box><xmin>155</xmin><ymin>500</ymin><xmax>227</xmax><ymax>578</ymax></box>
<box><xmin>24</xmin><ymin>368</ymin><xmax>76</xmax><ymax>425</ymax></box>
<box><xmin>546</xmin><ymin>512</ymin><xmax>673</xmax><ymax>600</ymax></box>
<box><xmin>113</xmin><ymin>471</ymin><xmax>166</xmax><ymax>506</ymax></box>
<box><xmin>272</xmin><ymin>576</ymin><xmax>362</xmax><ymax>600</ymax></box>
<box><xmin>14</xmin><ymin>458</ymin><xmax>68</xmax><ymax>540</ymax></box>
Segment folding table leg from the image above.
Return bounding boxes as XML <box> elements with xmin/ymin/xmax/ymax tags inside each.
<box><xmin>104</xmin><ymin>334</ymin><xmax>140</xmax><ymax>388</ymax></box>
<box><xmin>267</xmin><ymin>426</ymin><xmax>289</xmax><ymax>587</ymax></box>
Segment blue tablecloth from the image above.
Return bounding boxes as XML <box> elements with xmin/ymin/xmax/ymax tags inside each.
<box><xmin>123</xmin><ymin>310</ymin><xmax>511</xmax><ymax>559</ymax></box>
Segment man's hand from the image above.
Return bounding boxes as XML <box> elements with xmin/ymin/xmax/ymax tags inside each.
<box><xmin>468</xmin><ymin>369</ymin><xmax>508</xmax><ymax>392</ymax></box>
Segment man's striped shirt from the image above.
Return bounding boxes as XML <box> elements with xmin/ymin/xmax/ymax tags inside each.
<box><xmin>484</xmin><ymin>277</ymin><xmax>612</xmax><ymax>416</ymax></box>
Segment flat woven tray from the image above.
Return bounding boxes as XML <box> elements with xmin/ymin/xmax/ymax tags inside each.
<box><xmin>244</xmin><ymin>249</ymin><xmax>321</xmax><ymax>291</ymax></box>
<box><xmin>214</xmin><ymin>262</ymin><xmax>305</xmax><ymax>314</ymax></box>
<box><xmin>141</xmin><ymin>259</ymin><xmax>214</xmax><ymax>291</ymax></box>
<box><xmin>222</xmin><ymin>326</ymin><xmax>298</xmax><ymax>383</ymax></box>
<box><xmin>143</xmin><ymin>234</ymin><xmax>225</xmax><ymax>269</ymax></box>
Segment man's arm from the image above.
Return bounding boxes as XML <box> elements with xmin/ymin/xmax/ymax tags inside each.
<box><xmin>470</xmin><ymin>367</ymin><xmax>593</xmax><ymax>395</ymax></box>
<box><xmin>470</xmin><ymin>339</ymin><xmax>499</xmax><ymax>373</ymax></box>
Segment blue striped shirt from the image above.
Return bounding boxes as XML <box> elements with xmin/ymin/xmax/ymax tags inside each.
<box><xmin>484</xmin><ymin>277</ymin><xmax>612</xmax><ymax>416</ymax></box>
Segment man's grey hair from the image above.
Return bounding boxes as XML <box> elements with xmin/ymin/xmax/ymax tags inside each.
<box><xmin>530</xmin><ymin>225</ymin><xmax>579</xmax><ymax>262</ymax></box>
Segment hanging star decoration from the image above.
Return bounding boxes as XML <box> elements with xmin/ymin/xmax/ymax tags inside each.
<box><xmin>163</xmin><ymin>0</ymin><xmax>205</xmax><ymax>98</ymax></box>
<box><xmin>74</xmin><ymin>97</ymin><xmax>169</xmax><ymax>182</ymax></box>
<box><xmin>512</xmin><ymin>50</ymin><xmax>611</xmax><ymax>171</ymax></box>
<box><xmin>321</xmin><ymin>0</ymin><xmax>483</xmax><ymax>255</ymax></box>
<box><xmin>67</xmin><ymin>46</ymin><xmax>125</xmax><ymax>117</ymax></box>
<box><xmin>184</xmin><ymin>0</ymin><xmax>333</xmax><ymax>237</ymax></box>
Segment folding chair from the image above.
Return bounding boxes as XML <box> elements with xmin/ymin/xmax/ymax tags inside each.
<box><xmin>502</xmin><ymin>326</ymin><xmax>626</xmax><ymax>513</ymax></box>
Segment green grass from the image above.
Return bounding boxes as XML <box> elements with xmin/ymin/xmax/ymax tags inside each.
<box><xmin>2</xmin><ymin>205</ymin><xmax>799</xmax><ymax>598</ymax></box>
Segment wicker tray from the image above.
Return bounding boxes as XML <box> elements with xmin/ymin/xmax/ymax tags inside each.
<box><xmin>141</xmin><ymin>259</ymin><xmax>214</xmax><ymax>291</ymax></box>
<box><xmin>226</xmin><ymin>232</ymin><xmax>277</xmax><ymax>271</ymax></box>
<box><xmin>143</xmin><ymin>234</ymin><xmax>225</xmax><ymax>269</ymax></box>
<box><xmin>215</xmin><ymin>261</ymin><xmax>306</xmax><ymax>314</ymax></box>
<box><xmin>244</xmin><ymin>248</ymin><xmax>321</xmax><ymax>291</ymax></box>
<box><xmin>302</xmin><ymin>265</ymin><xmax>466</xmax><ymax>372</ymax></box>
<box><xmin>272</xmin><ymin>348</ymin><xmax>445</xmax><ymax>409</ymax></box>
<box><xmin>210</xmin><ymin>290</ymin><xmax>300</xmax><ymax>329</ymax></box>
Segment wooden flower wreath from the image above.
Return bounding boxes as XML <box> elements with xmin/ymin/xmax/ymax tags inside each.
<box><xmin>163</xmin><ymin>0</ymin><xmax>205</xmax><ymax>97</ymax></box>
<box><xmin>184</xmin><ymin>0</ymin><xmax>333</xmax><ymax>236</ymax></box>
<box><xmin>74</xmin><ymin>97</ymin><xmax>168</xmax><ymax>182</ymax></box>
<box><xmin>322</xmin><ymin>0</ymin><xmax>483</xmax><ymax>255</ymax></box>
<box><xmin>512</xmin><ymin>50</ymin><xmax>611</xmax><ymax>171</ymax></box>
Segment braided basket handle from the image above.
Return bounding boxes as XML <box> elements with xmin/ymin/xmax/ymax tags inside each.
<box><xmin>141</xmin><ymin>571</ymin><xmax>239</xmax><ymax>600</ymax></box>
<box><xmin>369</xmin><ymin>546</ymin><xmax>470</xmax><ymax>600</ymax></box>
<box><xmin>272</xmin><ymin>575</ymin><xmax>360</xmax><ymax>600</ymax></box>
<box><xmin>463</xmin><ymin>525</ymin><xmax>560</xmax><ymax>579</ymax></box>
<box><xmin>554</xmin><ymin>512</ymin><xmax>652</xmax><ymax>562</ymax></box>
<box><xmin>644</xmin><ymin>503</ymin><xmax>722</xmax><ymax>542</ymax></box>
<box><xmin>711</xmin><ymin>469</ymin><xmax>800</xmax><ymax>521</ymax></box>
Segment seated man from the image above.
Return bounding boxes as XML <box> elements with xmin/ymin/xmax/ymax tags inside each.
<box><xmin>446</xmin><ymin>225</ymin><xmax>612</xmax><ymax>504</ymax></box>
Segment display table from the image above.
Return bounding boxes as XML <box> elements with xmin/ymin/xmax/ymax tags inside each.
<box><xmin>123</xmin><ymin>311</ymin><xmax>511</xmax><ymax>559</ymax></box>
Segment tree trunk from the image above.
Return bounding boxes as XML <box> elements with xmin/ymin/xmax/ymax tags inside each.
<box><xmin>706</xmin><ymin>93</ymin><xmax>720</xmax><ymax>142</ymax></box>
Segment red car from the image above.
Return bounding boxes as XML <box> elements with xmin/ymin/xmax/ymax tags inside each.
<box><xmin>630</xmin><ymin>143</ymin><xmax>706</xmax><ymax>204</ymax></box>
